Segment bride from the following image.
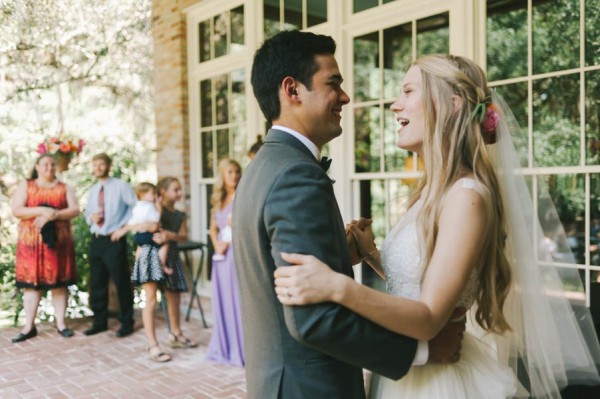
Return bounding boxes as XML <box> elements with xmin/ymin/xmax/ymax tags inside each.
<box><xmin>274</xmin><ymin>54</ymin><xmax>600</xmax><ymax>398</ymax></box>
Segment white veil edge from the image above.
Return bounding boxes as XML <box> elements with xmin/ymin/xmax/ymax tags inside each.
<box><xmin>474</xmin><ymin>91</ymin><xmax>600</xmax><ymax>398</ymax></box>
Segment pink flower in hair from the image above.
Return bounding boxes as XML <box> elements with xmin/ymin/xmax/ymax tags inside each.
<box><xmin>481</xmin><ymin>104</ymin><xmax>500</xmax><ymax>144</ymax></box>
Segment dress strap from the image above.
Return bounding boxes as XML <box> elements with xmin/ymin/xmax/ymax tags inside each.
<box><xmin>450</xmin><ymin>177</ymin><xmax>485</xmax><ymax>196</ymax></box>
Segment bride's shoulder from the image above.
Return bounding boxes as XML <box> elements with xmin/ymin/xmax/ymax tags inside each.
<box><xmin>439</xmin><ymin>180</ymin><xmax>488</xmax><ymax>228</ymax></box>
<box><xmin>444</xmin><ymin>177</ymin><xmax>488</xmax><ymax>212</ymax></box>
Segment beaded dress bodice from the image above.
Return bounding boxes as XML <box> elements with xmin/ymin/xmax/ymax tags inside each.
<box><xmin>380</xmin><ymin>178</ymin><xmax>481</xmax><ymax>308</ymax></box>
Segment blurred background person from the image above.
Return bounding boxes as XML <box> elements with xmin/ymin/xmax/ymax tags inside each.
<box><xmin>247</xmin><ymin>135</ymin><xmax>264</xmax><ymax>161</ymax></box>
<box><xmin>128</xmin><ymin>182</ymin><xmax>171</xmax><ymax>276</ymax></box>
<box><xmin>84</xmin><ymin>152</ymin><xmax>136</xmax><ymax>338</ymax></box>
<box><xmin>11</xmin><ymin>154</ymin><xmax>79</xmax><ymax>342</ymax></box>
<box><xmin>206</xmin><ymin>158</ymin><xmax>244</xmax><ymax>366</ymax></box>
<box><xmin>152</xmin><ymin>176</ymin><xmax>198</xmax><ymax>350</ymax></box>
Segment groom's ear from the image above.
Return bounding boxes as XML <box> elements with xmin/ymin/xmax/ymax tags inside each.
<box><xmin>281</xmin><ymin>76</ymin><xmax>301</xmax><ymax>102</ymax></box>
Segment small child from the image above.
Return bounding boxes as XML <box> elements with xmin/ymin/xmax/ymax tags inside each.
<box><xmin>128</xmin><ymin>182</ymin><xmax>171</xmax><ymax>276</ymax></box>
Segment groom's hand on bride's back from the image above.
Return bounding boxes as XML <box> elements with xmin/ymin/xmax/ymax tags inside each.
<box><xmin>427</xmin><ymin>307</ymin><xmax>467</xmax><ymax>364</ymax></box>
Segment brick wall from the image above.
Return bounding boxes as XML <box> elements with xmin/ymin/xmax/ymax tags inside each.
<box><xmin>152</xmin><ymin>0</ymin><xmax>201</xmax><ymax>209</ymax></box>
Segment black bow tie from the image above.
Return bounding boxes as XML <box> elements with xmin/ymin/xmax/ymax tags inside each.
<box><xmin>320</xmin><ymin>156</ymin><xmax>332</xmax><ymax>172</ymax></box>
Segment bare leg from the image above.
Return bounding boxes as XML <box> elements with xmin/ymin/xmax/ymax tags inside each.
<box><xmin>159</xmin><ymin>244</ymin><xmax>172</xmax><ymax>275</ymax></box>
<box><xmin>142</xmin><ymin>282</ymin><xmax>159</xmax><ymax>346</ymax></box>
<box><xmin>165</xmin><ymin>290</ymin><xmax>197</xmax><ymax>348</ymax></box>
<box><xmin>143</xmin><ymin>282</ymin><xmax>171</xmax><ymax>362</ymax></box>
<box><xmin>21</xmin><ymin>289</ymin><xmax>42</xmax><ymax>333</ymax></box>
<box><xmin>165</xmin><ymin>290</ymin><xmax>181</xmax><ymax>335</ymax></box>
<box><xmin>51</xmin><ymin>287</ymin><xmax>69</xmax><ymax>331</ymax></box>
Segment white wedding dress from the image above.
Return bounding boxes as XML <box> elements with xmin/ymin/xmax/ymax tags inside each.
<box><xmin>368</xmin><ymin>178</ymin><xmax>518</xmax><ymax>399</ymax></box>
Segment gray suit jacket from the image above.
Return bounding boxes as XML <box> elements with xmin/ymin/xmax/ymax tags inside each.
<box><xmin>232</xmin><ymin>129</ymin><xmax>417</xmax><ymax>399</ymax></box>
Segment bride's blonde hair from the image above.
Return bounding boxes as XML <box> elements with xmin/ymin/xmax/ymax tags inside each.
<box><xmin>408</xmin><ymin>54</ymin><xmax>512</xmax><ymax>334</ymax></box>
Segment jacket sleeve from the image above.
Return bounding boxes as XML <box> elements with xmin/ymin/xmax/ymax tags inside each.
<box><xmin>264</xmin><ymin>161</ymin><xmax>417</xmax><ymax>380</ymax></box>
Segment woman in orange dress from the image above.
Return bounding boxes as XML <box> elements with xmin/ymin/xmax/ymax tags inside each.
<box><xmin>11</xmin><ymin>154</ymin><xmax>79</xmax><ymax>342</ymax></box>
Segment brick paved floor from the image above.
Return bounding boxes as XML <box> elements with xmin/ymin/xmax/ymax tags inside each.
<box><xmin>0</xmin><ymin>306</ymin><xmax>246</xmax><ymax>399</ymax></box>
<box><xmin>3</xmin><ymin>306</ymin><xmax>599</xmax><ymax>399</ymax></box>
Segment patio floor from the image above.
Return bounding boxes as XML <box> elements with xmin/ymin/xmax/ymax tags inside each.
<box><xmin>2</xmin><ymin>302</ymin><xmax>599</xmax><ymax>399</ymax></box>
<box><xmin>0</xmin><ymin>303</ymin><xmax>247</xmax><ymax>399</ymax></box>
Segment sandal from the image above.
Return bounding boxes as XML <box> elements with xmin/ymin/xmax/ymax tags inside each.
<box><xmin>148</xmin><ymin>345</ymin><xmax>171</xmax><ymax>362</ymax></box>
<box><xmin>168</xmin><ymin>332</ymin><xmax>198</xmax><ymax>349</ymax></box>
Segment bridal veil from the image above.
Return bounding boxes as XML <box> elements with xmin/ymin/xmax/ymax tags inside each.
<box><xmin>475</xmin><ymin>91</ymin><xmax>600</xmax><ymax>398</ymax></box>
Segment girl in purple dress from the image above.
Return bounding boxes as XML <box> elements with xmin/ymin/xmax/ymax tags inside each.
<box><xmin>207</xmin><ymin>158</ymin><xmax>245</xmax><ymax>367</ymax></box>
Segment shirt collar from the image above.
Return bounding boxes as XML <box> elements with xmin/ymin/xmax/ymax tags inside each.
<box><xmin>271</xmin><ymin>125</ymin><xmax>320</xmax><ymax>160</ymax></box>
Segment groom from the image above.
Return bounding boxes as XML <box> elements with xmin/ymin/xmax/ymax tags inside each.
<box><xmin>232</xmin><ymin>30</ymin><xmax>463</xmax><ymax>399</ymax></box>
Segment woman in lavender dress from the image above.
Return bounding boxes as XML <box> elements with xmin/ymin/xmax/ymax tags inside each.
<box><xmin>206</xmin><ymin>158</ymin><xmax>244</xmax><ymax>367</ymax></box>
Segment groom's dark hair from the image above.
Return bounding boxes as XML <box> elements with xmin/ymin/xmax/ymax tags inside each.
<box><xmin>251</xmin><ymin>30</ymin><xmax>336</xmax><ymax>125</ymax></box>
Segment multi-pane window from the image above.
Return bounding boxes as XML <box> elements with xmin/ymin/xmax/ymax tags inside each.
<box><xmin>263</xmin><ymin>0</ymin><xmax>327</xmax><ymax>39</ymax></box>
<box><xmin>487</xmin><ymin>0</ymin><xmax>600</xmax><ymax>311</ymax></box>
<box><xmin>353</xmin><ymin>0</ymin><xmax>398</xmax><ymax>13</ymax></box>
<box><xmin>198</xmin><ymin>6</ymin><xmax>244</xmax><ymax>63</ymax></box>
<box><xmin>199</xmin><ymin>69</ymin><xmax>246</xmax><ymax>178</ymax></box>
<box><xmin>352</xmin><ymin>12</ymin><xmax>449</xmax><ymax>289</ymax></box>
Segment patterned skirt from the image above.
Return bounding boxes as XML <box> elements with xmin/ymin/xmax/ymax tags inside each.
<box><xmin>131</xmin><ymin>244</ymin><xmax>187</xmax><ymax>292</ymax></box>
<box><xmin>131</xmin><ymin>245</ymin><xmax>165</xmax><ymax>285</ymax></box>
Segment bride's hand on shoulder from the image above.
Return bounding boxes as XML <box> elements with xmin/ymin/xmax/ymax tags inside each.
<box><xmin>274</xmin><ymin>253</ymin><xmax>348</xmax><ymax>305</ymax></box>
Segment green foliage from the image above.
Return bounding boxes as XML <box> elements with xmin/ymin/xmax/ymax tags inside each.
<box><xmin>0</xmin><ymin>243</ymin><xmax>22</xmax><ymax>326</ymax></box>
<box><xmin>487</xmin><ymin>6</ymin><xmax>528</xmax><ymax>81</ymax></box>
<box><xmin>71</xmin><ymin>214</ymin><xmax>92</xmax><ymax>296</ymax></box>
<box><xmin>532</xmin><ymin>0</ymin><xmax>580</xmax><ymax>74</ymax></box>
<box><xmin>534</xmin><ymin>115</ymin><xmax>580</xmax><ymax>167</ymax></box>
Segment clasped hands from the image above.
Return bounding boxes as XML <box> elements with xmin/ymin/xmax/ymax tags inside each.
<box><xmin>34</xmin><ymin>207</ymin><xmax>58</xmax><ymax>230</ymax></box>
<box><xmin>213</xmin><ymin>241</ymin><xmax>229</xmax><ymax>255</ymax></box>
<box><xmin>346</xmin><ymin>217</ymin><xmax>377</xmax><ymax>265</ymax></box>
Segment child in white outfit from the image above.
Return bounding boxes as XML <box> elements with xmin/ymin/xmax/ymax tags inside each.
<box><xmin>128</xmin><ymin>183</ymin><xmax>171</xmax><ymax>275</ymax></box>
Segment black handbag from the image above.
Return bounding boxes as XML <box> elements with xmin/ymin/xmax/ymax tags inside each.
<box><xmin>39</xmin><ymin>203</ymin><xmax>57</xmax><ymax>248</ymax></box>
